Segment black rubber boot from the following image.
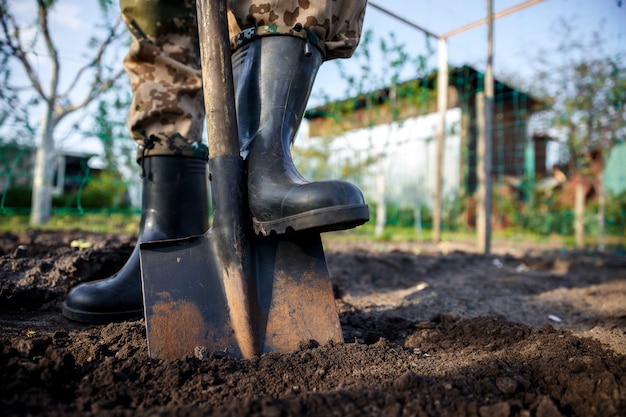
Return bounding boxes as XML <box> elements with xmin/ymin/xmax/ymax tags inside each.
<box><xmin>62</xmin><ymin>156</ymin><xmax>209</xmax><ymax>323</ymax></box>
<box><xmin>232</xmin><ymin>35</ymin><xmax>369</xmax><ymax>236</ymax></box>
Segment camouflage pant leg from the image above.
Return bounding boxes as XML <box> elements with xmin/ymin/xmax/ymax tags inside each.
<box><xmin>227</xmin><ymin>0</ymin><xmax>367</xmax><ymax>60</ymax></box>
<box><xmin>120</xmin><ymin>0</ymin><xmax>207</xmax><ymax>161</ymax></box>
<box><xmin>120</xmin><ymin>0</ymin><xmax>366</xmax><ymax>160</ymax></box>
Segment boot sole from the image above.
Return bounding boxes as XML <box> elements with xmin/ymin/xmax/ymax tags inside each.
<box><xmin>62</xmin><ymin>302</ymin><xmax>143</xmax><ymax>324</ymax></box>
<box><xmin>253</xmin><ymin>204</ymin><xmax>370</xmax><ymax>236</ymax></box>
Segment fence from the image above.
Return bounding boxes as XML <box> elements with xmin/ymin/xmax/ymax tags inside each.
<box><xmin>297</xmin><ymin>62</ymin><xmax>626</xmax><ymax>250</ymax></box>
<box><xmin>0</xmin><ymin>144</ymin><xmax>138</xmax><ymax>216</ymax></box>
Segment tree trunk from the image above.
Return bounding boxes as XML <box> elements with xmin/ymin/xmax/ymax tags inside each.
<box><xmin>29</xmin><ymin>114</ymin><xmax>55</xmax><ymax>225</ymax></box>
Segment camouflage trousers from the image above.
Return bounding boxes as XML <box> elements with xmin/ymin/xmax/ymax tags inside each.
<box><xmin>120</xmin><ymin>0</ymin><xmax>367</xmax><ymax>160</ymax></box>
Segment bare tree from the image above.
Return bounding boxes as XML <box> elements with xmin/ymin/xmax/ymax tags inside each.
<box><xmin>0</xmin><ymin>0</ymin><xmax>126</xmax><ymax>224</ymax></box>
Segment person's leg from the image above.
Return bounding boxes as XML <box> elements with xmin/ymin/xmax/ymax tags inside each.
<box><xmin>227</xmin><ymin>0</ymin><xmax>366</xmax><ymax>60</ymax></box>
<box><xmin>122</xmin><ymin>0</ymin><xmax>206</xmax><ymax>161</ymax></box>
<box><xmin>228</xmin><ymin>1</ymin><xmax>369</xmax><ymax>235</ymax></box>
<box><xmin>63</xmin><ymin>0</ymin><xmax>208</xmax><ymax>323</ymax></box>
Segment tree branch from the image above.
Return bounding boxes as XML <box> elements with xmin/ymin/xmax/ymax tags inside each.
<box><xmin>0</xmin><ymin>5</ymin><xmax>47</xmax><ymax>100</ymax></box>
<box><xmin>59</xmin><ymin>17</ymin><xmax>125</xmax><ymax>98</ymax></box>
<box><xmin>37</xmin><ymin>0</ymin><xmax>60</xmax><ymax>104</ymax></box>
<box><xmin>55</xmin><ymin>67</ymin><xmax>126</xmax><ymax>122</ymax></box>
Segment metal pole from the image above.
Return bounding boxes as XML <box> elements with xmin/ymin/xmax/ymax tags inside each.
<box><xmin>367</xmin><ymin>1</ymin><xmax>439</xmax><ymax>39</ymax></box>
<box><xmin>442</xmin><ymin>0</ymin><xmax>545</xmax><ymax>39</ymax></box>
<box><xmin>433</xmin><ymin>37</ymin><xmax>448</xmax><ymax>244</ymax></box>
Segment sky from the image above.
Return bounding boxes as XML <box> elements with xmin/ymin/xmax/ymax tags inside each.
<box><xmin>3</xmin><ymin>0</ymin><xmax>626</xmax><ymax>155</ymax></box>
<box><xmin>312</xmin><ymin>0</ymin><xmax>625</xmax><ymax>105</ymax></box>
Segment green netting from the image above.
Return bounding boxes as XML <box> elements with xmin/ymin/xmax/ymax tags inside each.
<box><xmin>0</xmin><ymin>144</ymin><xmax>136</xmax><ymax>216</ymax></box>
<box><xmin>297</xmin><ymin>35</ymin><xmax>625</xmax><ymax>249</ymax></box>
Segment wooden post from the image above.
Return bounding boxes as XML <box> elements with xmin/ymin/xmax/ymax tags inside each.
<box><xmin>374</xmin><ymin>157</ymin><xmax>387</xmax><ymax>237</ymax></box>
<box><xmin>575</xmin><ymin>182</ymin><xmax>585</xmax><ymax>249</ymax></box>
<box><xmin>477</xmin><ymin>0</ymin><xmax>494</xmax><ymax>254</ymax></box>
<box><xmin>598</xmin><ymin>164</ymin><xmax>605</xmax><ymax>252</ymax></box>
<box><xmin>476</xmin><ymin>93</ymin><xmax>488</xmax><ymax>252</ymax></box>
<box><xmin>196</xmin><ymin>0</ymin><xmax>240</xmax><ymax>158</ymax></box>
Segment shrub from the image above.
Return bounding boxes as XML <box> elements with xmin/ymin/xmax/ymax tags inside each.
<box><xmin>78</xmin><ymin>174</ymin><xmax>130</xmax><ymax>209</ymax></box>
<box><xmin>1</xmin><ymin>185</ymin><xmax>32</xmax><ymax>208</ymax></box>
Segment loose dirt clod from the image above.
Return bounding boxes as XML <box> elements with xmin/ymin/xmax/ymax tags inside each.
<box><xmin>1</xmin><ymin>230</ymin><xmax>625</xmax><ymax>416</ymax></box>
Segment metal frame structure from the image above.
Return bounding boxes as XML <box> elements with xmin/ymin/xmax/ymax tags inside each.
<box><xmin>367</xmin><ymin>0</ymin><xmax>544</xmax><ymax>252</ymax></box>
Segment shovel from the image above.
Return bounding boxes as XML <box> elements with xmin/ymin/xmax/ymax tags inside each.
<box><xmin>139</xmin><ymin>0</ymin><xmax>343</xmax><ymax>360</ymax></box>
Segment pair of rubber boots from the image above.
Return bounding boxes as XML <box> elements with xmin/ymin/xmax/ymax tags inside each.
<box><xmin>63</xmin><ymin>36</ymin><xmax>369</xmax><ymax>324</ymax></box>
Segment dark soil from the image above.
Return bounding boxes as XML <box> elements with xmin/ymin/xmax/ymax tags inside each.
<box><xmin>1</xmin><ymin>230</ymin><xmax>625</xmax><ymax>416</ymax></box>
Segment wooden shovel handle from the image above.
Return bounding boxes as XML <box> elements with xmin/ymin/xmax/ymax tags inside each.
<box><xmin>196</xmin><ymin>0</ymin><xmax>239</xmax><ymax>158</ymax></box>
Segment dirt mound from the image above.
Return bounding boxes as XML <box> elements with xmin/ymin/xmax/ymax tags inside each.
<box><xmin>1</xmin><ymin>230</ymin><xmax>625</xmax><ymax>416</ymax></box>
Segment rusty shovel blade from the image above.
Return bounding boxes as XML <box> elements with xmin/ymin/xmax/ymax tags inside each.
<box><xmin>250</xmin><ymin>232</ymin><xmax>344</xmax><ymax>353</ymax></box>
<box><xmin>140</xmin><ymin>226</ymin><xmax>343</xmax><ymax>360</ymax></box>
<box><xmin>139</xmin><ymin>232</ymin><xmax>243</xmax><ymax>359</ymax></box>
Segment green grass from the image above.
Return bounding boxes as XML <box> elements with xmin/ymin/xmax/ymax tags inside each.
<box><xmin>1</xmin><ymin>212</ymin><xmax>624</xmax><ymax>252</ymax></box>
<box><xmin>326</xmin><ymin>223</ymin><xmax>473</xmax><ymax>243</ymax></box>
<box><xmin>326</xmin><ymin>222</ymin><xmax>625</xmax><ymax>251</ymax></box>
<box><xmin>0</xmin><ymin>211</ymin><xmax>140</xmax><ymax>234</ymax></box>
